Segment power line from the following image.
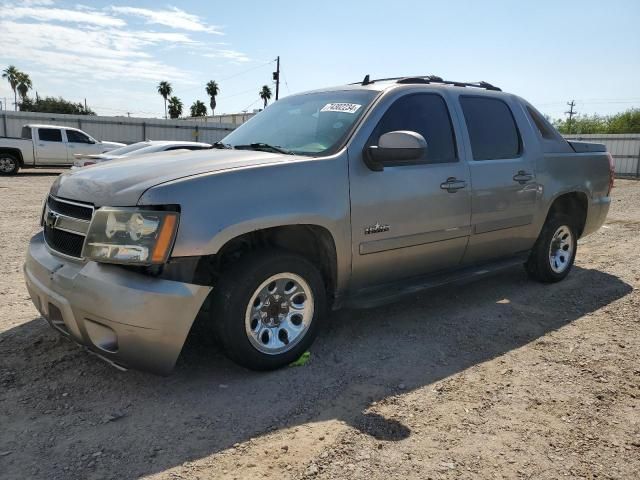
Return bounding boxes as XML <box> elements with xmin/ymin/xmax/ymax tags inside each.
<box><xmin>179</xmin><ymin>59</ymin><xmax>276</xmax><ymax>95</ymax></box>
<box><xmin>242</xmin><ymin>98</ymin><xmax>261</xmax><ymax>112</ymax></box>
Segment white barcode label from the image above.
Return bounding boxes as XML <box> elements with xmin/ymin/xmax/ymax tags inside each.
<box><xmin>320</xmin><ymin>103</ymin><xmax>362</xmax><ymax>114</ymax></box>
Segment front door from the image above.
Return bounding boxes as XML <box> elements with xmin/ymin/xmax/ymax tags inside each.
<box><xmin>348</xmin><ymin>92</ymin><xmax>472</xmax><ymax>290</ymax></box>
<box><xmin>456</xmin><ymin>95</ymin><xmax>539</xmax><ymax>264</ymax></box>
<box><xmin>35</xmin><ymin>128</ymin><xmax>68</xmax><ymax>164</ymax></box>
<box><xmin>65</xmin><ymin>129</ymin><xmax>98</xmax><ymax>162</ymax></box>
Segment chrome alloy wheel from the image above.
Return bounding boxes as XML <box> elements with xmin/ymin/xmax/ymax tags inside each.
<box><xmin>0</xmin><ymin>156</ymin><xmax>16</xmax><ymax>173</ymax></box>
<box><xmin>244</xmin><ymin>272</ymin><xmax>314</xmax><ymax>355</ymax></box>
<box><xmin>548</xmin><ymin>225</ymin><xmax>574</xmax><ymax>274</ymax></box>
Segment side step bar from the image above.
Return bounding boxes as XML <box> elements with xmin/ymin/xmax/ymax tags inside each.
<box><xmin>343</xmin><ymin>253</ymin><xmax>529</xmax><ymax>310</ymax></box>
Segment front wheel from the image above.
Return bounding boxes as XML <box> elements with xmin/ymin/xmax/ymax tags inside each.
<box><xmin>0</xmin><ymin>153</ymin><xmax>20</xmax><ymax>175</ymax></box>
<box><xmin>525</xmin><ymin>213</ymin><xmax>577</xmax><ymax>283</ymax></box>
<box><xmin>210</xmin><ymin>250</ymin><xmax>326</xmax><ymax>370</ymax></box>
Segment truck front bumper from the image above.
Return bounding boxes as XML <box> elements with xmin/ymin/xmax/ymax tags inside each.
<box><xmin>24</xmin><ymin>232</ymin><xmax>211</xmax><ymax>375</ymax></box>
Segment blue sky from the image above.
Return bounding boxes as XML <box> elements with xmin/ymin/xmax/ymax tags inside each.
<box><xmin>1</xmin><ymin>0</ymin><xmax>638</xmax><ymax>119</ymax></box>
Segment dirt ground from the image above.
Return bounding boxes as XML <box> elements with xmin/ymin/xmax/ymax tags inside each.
<box><xmin>0</xmin><ymin>170</ymin><xmax>638</xmax><ymax>480</ymax></box>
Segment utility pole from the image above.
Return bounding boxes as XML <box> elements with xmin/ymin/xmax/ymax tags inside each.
<box><xmin>84</xmin><ymin>98</ymin><xmax>87</xmax><ymax>112</ymax></box>
<box><xmin>273</xmin><ymin>56</ymin><xmax>280</xmax><ymax>101</ymax></box>
<box><xmin>565</xmin><ymin>100</ymin><xmax>577</xmax><ymax>134</ymax></box>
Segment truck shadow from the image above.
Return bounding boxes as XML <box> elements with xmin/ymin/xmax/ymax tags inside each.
<box><xmin>0</xmin><ymin>266</ymin><xmax>632</xmax><ymax>479</ymax></box>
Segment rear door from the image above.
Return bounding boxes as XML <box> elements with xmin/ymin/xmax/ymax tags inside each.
<box><xmin>34</xmin><ymin>128</ymin><xmax>68</xmax><ymax>164</ymax></box>
<box><xmin>456</xmin><ymin>95</ymin><xmax>539</xmax><ymax>264</ymax></box>
<box><xmin>65</xmin><ymin>129</ymin><xmax>98</xmax><ymax>161</ymax></box>
<box><xmin>348</xmin><ymin>91</ymin><xmax>472</xmax><ymax>289</ymax></box>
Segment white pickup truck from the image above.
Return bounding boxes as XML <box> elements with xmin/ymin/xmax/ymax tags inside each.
<box><xmin>0</xmin><ymin>124</ymin><xmax>124</xmax><ymax>175</ymax></box>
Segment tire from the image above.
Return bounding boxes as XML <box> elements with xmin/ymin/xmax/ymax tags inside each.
<box><xmin>210</xmin><ymin>249</ymin><xmax>326</xmax><ymax>370</ymax></box>
<box><xmin>525</xmin><ymin>212</ymin><xmax>578</xmax><ymax>283</ymax></box>
<box><xmin>0</xmin><ymin>153</ymin><xmax>20</xmax><ymax>175</ymax></box>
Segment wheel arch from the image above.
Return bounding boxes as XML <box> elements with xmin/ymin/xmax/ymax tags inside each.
<box><xmin>193</xmin><ymin>223</ymin><xmax>340</xmax><ymax>302</ymax></box>
<box><xmin>544</xmin><ymin>190</ymin><xmax>589</xmax><ymax>237</ymax></box>
<box><xmin>0</xmin><ymin>147</ymin><xmax>24</xmax><ymax>167</ymax></box>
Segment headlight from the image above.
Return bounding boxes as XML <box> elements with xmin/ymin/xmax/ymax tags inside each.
<box><xmin>82</xmin><ymin>207</ymin><xmax>179</xmax><ymax>265</ymax></box>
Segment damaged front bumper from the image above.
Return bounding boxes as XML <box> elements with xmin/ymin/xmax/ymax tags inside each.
<box><xmin>24</xmin><ymin>231</ymin><xmax>211</xmax><ymax>375</ymax></box>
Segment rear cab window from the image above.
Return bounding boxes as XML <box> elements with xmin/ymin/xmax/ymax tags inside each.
<box><xmin>460</xmin><ymin>96</ymin><xmax>521</xmax><ymax>160</ymax></box>
<box><xmin>38</xmin><ymin>128</ymin><xmax>63</xmax><ymax>142</ymax></box>
<box><xmin>21</xmin><ymin>127</ymin><xmax>32</xmax><ymax>139</ymax></box>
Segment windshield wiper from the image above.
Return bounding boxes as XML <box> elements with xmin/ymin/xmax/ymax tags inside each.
<box><xmin>233</xmin><ymin>143</ymin><xmax>294</xmax><ymax>155</ymax></box>
<box><xmin>212</xmin><ymin>141</ymin><xmax>232</xmax><ymax>149</ymax></box>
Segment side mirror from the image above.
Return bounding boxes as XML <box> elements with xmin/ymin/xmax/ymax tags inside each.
<box><xmin>364</xmin><ymin>130</ymin><xmax>428</xmax><ymax>171</ymax></box>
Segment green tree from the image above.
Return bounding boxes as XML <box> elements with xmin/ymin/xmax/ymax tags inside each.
<box><xmin>607</xmin><ymin>109</ymin><xmax>640</xmax><ymax>134</ymax></box>
<box><xmin>259</xmin><ymin>85</ymin><xmax>272</xmax><ymax>109</ymax></box>
<box><xmin>167</xmin><ymin>96</ymin><xmax>183</xmax><ymax>119</ymax></box>
<box><xmin>553</xmin><ymin>108</ymin><xmax>640</xmax><ymax>134</ymax></box>
<box><xmin>19</xmin><ymin>96</ymin><xmax>95</xmax><ymax>115</ymax></box>
<box><xmin>205</xmin><ymin>80</ymin><xmax>219</xmax><ymax>116</ymax></box>
<box><xmin>16</xmin><ymin>72</ymin><xmax>32</xmax><ymax>104</ymax></box>
<box><xmin>2</xmin><ymin>65</ymin><xmax>21</xmax><ymax>111</ymax></box>
<box><xmin>157</xmin><ymin>81</ymin><xmax>172</xmax><ymax>119</ymax></box>
<box><xmin>190</xmin><ymin>100</ymin><xmax>207</xmax><ymax>117</ymax></box>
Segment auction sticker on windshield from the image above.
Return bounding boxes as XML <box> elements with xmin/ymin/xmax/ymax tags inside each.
<box><xmin>320</xmin><ymin>103</ymin><xmax>362</xmax><ymax>114</ymax></box>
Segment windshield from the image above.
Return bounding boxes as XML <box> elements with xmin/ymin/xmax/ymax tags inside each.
<box><xmin>107</xmin><ymin>141</ymin><xmax>151</xmax><ymax>156</ymax></box>
<box><xmin>222</xmin><ymin>89</ymin><xmax>378</xmax><ymax>156</ymax></box>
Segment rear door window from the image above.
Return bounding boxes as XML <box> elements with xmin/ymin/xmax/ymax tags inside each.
<box><xmin>460</xmin><ymin>96</ymin><xmax>521</xmax><ymax>160</ymax></box>
<box><xmin>370</xmin><ymin>93</ymin><xmax>457</xmax><ymax>164</ymax></box>
<box><xmin>38</xmin><ymin>128</ymin><xmax>63</xmax><ymax>142</ymax></box>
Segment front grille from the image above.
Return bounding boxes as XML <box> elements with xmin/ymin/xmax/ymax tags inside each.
<box><xmin>47</xmin><ymin>196</ymin><xmax>93</xmax><ymax>221</ymax></box>
<box><xmin>44</xmin><ymin>196</ymin><xmax>94</xmax><ymax>259</ymax></box>
<box><xmin>44</xmin><ymin>225</ymin><xmax>85</xmax><ymax>258</ymax></box>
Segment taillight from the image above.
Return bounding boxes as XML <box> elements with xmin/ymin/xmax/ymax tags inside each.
<box><xmin>83</xmin><ymin>161</ymin><xmax>96</xmax><ymax>167</ymax></box>
<box><xmin>606</xmin><ymin>152</ymin><xmax>615</xmax><ymax>196</ymax></box>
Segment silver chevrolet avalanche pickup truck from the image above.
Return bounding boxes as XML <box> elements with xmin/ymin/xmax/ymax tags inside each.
<box><xmin>24</xmin><ymin>75</ymin><xmax>614</xmax><ymax>374</ymax></box>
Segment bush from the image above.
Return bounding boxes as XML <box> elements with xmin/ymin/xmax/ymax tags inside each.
<box><xmin>19</xmin><ymin>96</ymin><xmax>95</xmax><ymax>115</ymax></box>
<box><xmin>554</xmin><ymin>108</ymin><xmax>640</xmax><ymax>134</ymax></box>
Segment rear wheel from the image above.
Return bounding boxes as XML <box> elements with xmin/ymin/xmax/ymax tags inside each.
<box><xmin>525</xmin><ymin>213</ymin><xmax>577</xmax><ymax>283</ymax></box>
<box><xmin>0</xmin><ymin>153</ymin><xmax>19</xmax><ymax>175</ymax></box>
<box><xmin>211</xmin><ymin>250</ymin><xmax>326</xmax><ymax>370</ymax></box>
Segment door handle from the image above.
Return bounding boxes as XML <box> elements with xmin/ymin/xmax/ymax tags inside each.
<box><xmin>513</xmin><ymin>170</ymin><xmax>533</xmax><ymax>184</ymax></box>
<box><xmin>440</xmin><ymin>177</ymin><xmax>467</xmax><ymax>193</ymax></box>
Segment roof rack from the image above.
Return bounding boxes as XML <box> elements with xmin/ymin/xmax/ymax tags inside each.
<box><xmin>352</xmin><ymin>74</ymin><xmax>501</xmax><ymax>91</ymax></box>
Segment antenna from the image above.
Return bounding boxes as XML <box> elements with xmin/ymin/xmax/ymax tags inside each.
<box><xmin>361</xmin><ymin>74</ymin><xmax>371</xmax><ymax>86</ymax></box>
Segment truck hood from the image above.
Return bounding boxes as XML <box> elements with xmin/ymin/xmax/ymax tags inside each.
<box><xmin>51</xmin><ymin>148</ymin><xmax>297</xmax><ymax>206</ymax></box>
<box><xmin>100</xmin><ymin>141</ymin><xmax>126</xmax><ymax>151</ymax></box>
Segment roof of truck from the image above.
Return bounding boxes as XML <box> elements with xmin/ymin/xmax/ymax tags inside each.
<box><xmin>303</xmin><ymin>75</ymin><xmax>511</xmax><ymax>97</ymax></box>
<box><xmin>24</xmin><ymin>124</ymin><xmax>84</xmax><ymax>130</ymax></box>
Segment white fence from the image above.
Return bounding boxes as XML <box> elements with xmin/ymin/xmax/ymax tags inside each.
<box><xmin>0</xmin><ymin>111</ymin><xmax>237</xmax><ymax>145</ymax></box>
<box><xmin>565</xmin><ymin>134</ymin><xmax>640</xmax><ymax>178</ymax></box>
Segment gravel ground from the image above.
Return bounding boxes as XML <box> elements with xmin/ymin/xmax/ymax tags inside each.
<box><xmin>0</xmin><ymin>170</ymin><xmax>638</xmax><ymax>480</ymax></box>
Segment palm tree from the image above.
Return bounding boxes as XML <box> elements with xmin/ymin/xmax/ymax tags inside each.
<box><xmin>190</xmin><ymin>100</ymin><xmax>207</xmax><ymax>117</ymax></box>
<box><xmin>167</xmin><ymin>96</ymin><xmax>183</xmax><ymax>119</ymax></box>
<box><xmin>16</xmin><ymin>72</ymin><xmax>32</xmax><ymax>106</ymax></box>
<box><xmin>157</xmin><ymin>81</ymin><xmax>172</xmax><ymax>119</ymax></box>
<box><xmin>2</xmin><ymin>65</ymin><xmax>21</xmax><ymax>111</ymax></box>
<box><xmin>259</xmin><ymin>85</ymin><xmax>272</xmax><ymax>109</ymax></box>
<box><xmin>205</xmin><ymin>80</ymin><xmax>219</xmax><ymax>116</ymax></box>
